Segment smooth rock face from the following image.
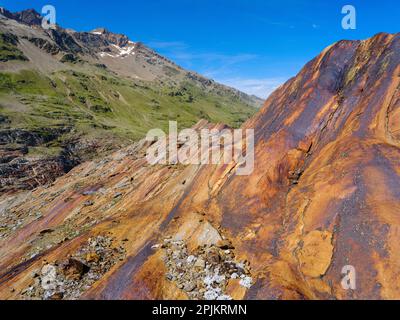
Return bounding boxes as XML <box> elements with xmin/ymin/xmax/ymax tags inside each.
<box><xmin>0</xmin><ymin>33</ymin><xmax>399</xmax><ymax>300</ymax></box>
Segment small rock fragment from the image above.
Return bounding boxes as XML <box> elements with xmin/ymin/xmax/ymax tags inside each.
<box><xmin>86</xmin><ymin>252</ymin><xmax>100</xmax><ymax>263</ymax></box>
<box><xmin>239</xmin><ymin>276</ymin><xmax>253</xmax><ymax>289</ymax></box>
<box><xmin>62</xmin><ymin>258</ymin><xmax>90</xmax><ymax>281</ymax></box>
<box><xmin>194</xmin><ymin>258</ymin><xmax>206</xmax><ymax>269</ymax></box>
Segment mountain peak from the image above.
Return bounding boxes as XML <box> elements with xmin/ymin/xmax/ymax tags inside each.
<box><xmin>0</xmin><ymin>7</ymin><xmax>15</xmax><ymax>20</ymax></box>
<box><xmin>0</xmin><ymin>7</ymin><xmax>11</xmax><ymax>16</ymax></box>
<box><xmin>14</xmin><ymin>8</ymin><xmax>42</xmax><ymax>26</ymax></box>
<box><xmin>17</xmin><ymin>8</ymin><xmax>40</xmax><ymax>15</ymax></box>
<box><xmin>89</xmin><ymin>27</ymin><xmax>130</xmax><ymax>47</ymax></box>
<box><xmin>90</xmin><ymin>27</ymin><xmax>107</xmax><ymax>35</ymax></box>
<box><xmin>0</xmin><ymin>8</ymin><xmax>42</xmax><ymax>27</ymax></box>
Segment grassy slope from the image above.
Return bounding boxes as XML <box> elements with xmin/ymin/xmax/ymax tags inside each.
<box><xmin>0</xmin><ymin>65</ymin><xmax>257</xmax><ymax>155</ymax></box>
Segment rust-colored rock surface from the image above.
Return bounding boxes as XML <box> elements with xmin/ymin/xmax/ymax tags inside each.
<box><xmin>0</xmin><ymin>32</ymin><xmax>399</xmax><ymax>300</ymax></box>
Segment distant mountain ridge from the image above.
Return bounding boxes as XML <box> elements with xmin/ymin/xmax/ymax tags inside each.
<box><xmin>0</xmin><ymin>7</ymin><xmax>262</xmax><ymax>194</ymax></box>
<box><xmin>0</xmin><ymin>7</ymin><xmax>263</xmax><ymax>105</ymax></box>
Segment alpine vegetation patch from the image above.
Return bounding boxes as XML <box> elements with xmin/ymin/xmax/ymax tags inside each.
<box><xmin>145</xmin><ymin>121</ymin><xmax>255</xmax><ymax>176</ymax></box>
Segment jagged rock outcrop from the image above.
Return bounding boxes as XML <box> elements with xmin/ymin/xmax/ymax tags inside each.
<box><xmin>90</xmin><ymin>28</ymin><xmax>130</xmax><ymax>47</ymax></box>
<box><xmin>0</xmin><ymin>128</ymin><xmax>103</xmax><ymax>194</ymax></box>
<box><xmin>0</xmin><ymin>8</ymin><xmax>43</xmax><ymax>27</ymax></box>
<box><xmin>0</xmin><ymin>30</ymin><xmax>398</xmax><ymax>300</ymax></box>
<box><xmin>26</xmin><ymin>37</ymin><xmax>60</xmax><ymax>55</ymax></box>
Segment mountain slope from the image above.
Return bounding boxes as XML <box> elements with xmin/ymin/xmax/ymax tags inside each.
<box><xmin>0</xmin><ymin>32</ymin><xmax>398</xmax><ymax>300</ymax></box>
<box><xmin>0</xmin><ymin>8</ymin><xmax>262</xmax><ymax>194</ymax></box>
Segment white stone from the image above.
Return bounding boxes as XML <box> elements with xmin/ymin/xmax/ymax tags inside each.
<box><xmin>204</xmin><ymin>290</ymin><xmax>219</xmax><ymax>300</ymax></box>
<box><xmin>41</xmin><ymin>265</ymin><xmax>58</xmax><ymax>291</ymax></box>
<box><xmin>217</xmin><ymin>295</ymin><xmax>233</xmax><ymax>301</ymax></box>
<box><xmin>239</xmin><ymin>276</ymin><xmax>253</xmax><ymax>289</ymax></box>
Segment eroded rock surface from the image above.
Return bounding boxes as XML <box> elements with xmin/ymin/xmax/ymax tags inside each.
<box><xmin>0</xmin><ymin>33</ymin><xmax>399</xmax><ymax>300</ymax></box>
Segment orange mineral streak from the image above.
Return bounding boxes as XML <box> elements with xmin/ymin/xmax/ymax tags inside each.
<box><xmin>0</xmin><ymin>33</ymin><xmax>399</xmax><ymax>300</ymax></box>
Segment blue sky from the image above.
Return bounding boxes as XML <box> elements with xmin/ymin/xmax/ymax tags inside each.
<box><xmin>1</xmin><ymin>0</ymin><xmax>399</xmax><ymax>98</ymax></box>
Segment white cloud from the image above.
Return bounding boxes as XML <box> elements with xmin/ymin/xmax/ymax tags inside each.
<box><xmin>145</xmin><ymin>40</ymin><xmax>286</xmax><ymax>99</ymax></box>
<box><xmin>216</xmin><ymin>77</ymin><xmax>286</xmax><ymax>99</ymax></box>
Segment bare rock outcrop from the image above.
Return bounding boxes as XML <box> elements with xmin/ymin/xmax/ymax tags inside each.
<box><xmin>0</xmin><ymin>33</ymin><xmax>399</xmax><ymax>300</ymax></box>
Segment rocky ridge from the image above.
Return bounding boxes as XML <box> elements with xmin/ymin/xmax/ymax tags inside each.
<box><xmin>0</xmin><ymin>32</ymin><xmax>399</xmax><ymax>300</ymax></box>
